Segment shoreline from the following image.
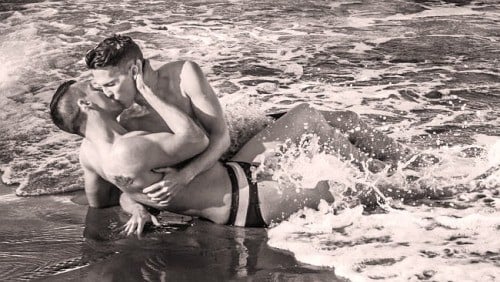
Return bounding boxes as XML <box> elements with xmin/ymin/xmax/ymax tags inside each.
<box><xmin>0</xmin><ymin>178</ymin><xmax>342</xmax><ymax>281</ymax></box>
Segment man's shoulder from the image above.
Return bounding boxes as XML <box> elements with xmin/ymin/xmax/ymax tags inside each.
<box><xmin>79</xmin><ymin>140</ymin><xmax>97</xmax><ymax>171</ymax></box>
<box><xmin>157</xmin><ymin>60</ymin><xmax>190</xmax><ymax>73</ymax></box>
<box><xmin>107</xmin><ymin>134</ymin><xmax>164</xmax><ymax>176</ymax></box>
<box><xmin>110</xmin><ymin>133</ymin><xmax>154</xmax><ymax>161</ymax></box>
<box><xmin>157</xmin><ymin>60</ymin><xmax>202</xmax><ymax>77</ymax></box>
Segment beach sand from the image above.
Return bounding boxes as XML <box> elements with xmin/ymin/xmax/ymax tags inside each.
<box><xmin>1</xmin><ymin>1</ymin><xmax>499</xmax><ymax>280</ymax></box>
<box><xmin>0</xmin><ymin>179</ymin><xmax>343</xmax><ymax>281</ymax></box>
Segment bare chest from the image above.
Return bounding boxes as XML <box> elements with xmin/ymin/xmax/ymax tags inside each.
<box><xmin>152</xmin><ymin>73</ymin><xmax>194</xmax><ymax>113</ymax></box>
<box><xmin>126</xmin><ymin>87</ymin><xmax>195</xmax><ymax>133</ymax></box>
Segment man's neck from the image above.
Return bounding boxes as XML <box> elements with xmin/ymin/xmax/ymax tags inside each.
<box><xmin>86</xmin><ymin>112</ymin><xmax>127</xmax><ymax>150</ymax></box>
<box><xmin>135</xmin><ymin>59</ymin><xmax>162</xmax><ymax>107</ymax></box>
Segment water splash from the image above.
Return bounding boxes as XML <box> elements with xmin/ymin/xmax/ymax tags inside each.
<box><xmin>265</xmin><ymin>136</ymin><xmax>500</xmax><ymax>281</ymax></box>
<box><xmin>0</xmin><ymin>0</ymin><xmax>499</xmax><ymax>279</ymax></box>
<box><xmin>220</xmin><ymin>96</ymin><xmax>273</xmax><ymax>159</ymax></box>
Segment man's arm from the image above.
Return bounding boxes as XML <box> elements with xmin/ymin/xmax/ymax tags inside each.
<box><xmin>84</xmin><ymin>165</ymin><xmax>160</xmax><ymax>236</ymax></box>
<box><xmin>82</xmin><ymin>164</ymin><xmax>121</xmax><ymax>208</ymax></box>
<box><xmin>136</xmin><ymin>60</ymin><xmax>209</xmax><ymax>152</ymax></box>
<box><xmin>120</xmin><ymin>192</ymin><xmax>160</xmax><ymax>236</ymax></box>
<box><xmin>142</xmin><ymin>61</ymin><xmax>230</xmax><ymax>205</ymax></box>
<box><xmin>137</xmin><ymin>61</ymin><xmax>227</xmax><ymax>204</ymax></box>
<box><xmin>177</xmin><ymin>61</ymin><xmax>230</xmax><ymax>182</ymax></box>
<box><xmin>82</xmin><ymin>153</ymin><xmax>159</xmax><ymax>236</ymax></box>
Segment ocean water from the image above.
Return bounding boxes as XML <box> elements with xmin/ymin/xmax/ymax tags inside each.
<box><xmin>0</xmin><ymin>0</ymin><xmax>499</xmax><ymax>281</ymax></box>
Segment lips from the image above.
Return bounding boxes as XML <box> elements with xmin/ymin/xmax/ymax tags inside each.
<box><xmin>109</xmin><ymin>98</ymin><xmax>125</xmax><ymax>110</ymax></box>
<box><xmin>116</xmin><ymin>100</ymin><xmax>126</xmax><ymax>110</ymax></box>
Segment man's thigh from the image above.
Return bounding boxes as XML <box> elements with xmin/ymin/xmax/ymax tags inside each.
<box><xmin>258</xmin><ymin>179</ymin><xmax>333</xmax><ymax>225</ymax></box>
<box><xmin>319</xmin><ymin>110</ymin><xmax>361</xmax><ymax>134</ymax></box>
<box><xmin>231</xmin><ymin>103</ymin><xmax>324</xmax><ymax>163</ymax></box>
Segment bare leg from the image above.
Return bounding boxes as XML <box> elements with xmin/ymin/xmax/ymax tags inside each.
<box><xmin>319</xmin><ymin>110</ymin><xmax>412</xmax><ymax>162</ymax></box>
<box><xmin>232</xmin><ymin>103</ymin><xmax>385</xmax><ymax>172</ymax></box>
<box><xmin>258</xmin><ymin>178</ymin><xmax>334</xmax><ymax>225</ymax></box>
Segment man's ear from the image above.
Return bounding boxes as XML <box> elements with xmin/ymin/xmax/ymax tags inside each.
<box><xmin>77</xmin><ymin>99</ymin><xmax>92</xmax><ymax>111</ymax></box>
<box><xmin>130</xmin><ymin>61</ymin><xmax>139</xmax><ymax>80</ymax></box>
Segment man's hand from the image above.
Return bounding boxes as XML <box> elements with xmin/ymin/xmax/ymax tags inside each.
<box><xmin>124</xmin><ymin>206</ymin><xmax>160</xmax><ymax>237</ymax></box>
<box><xmin>143</xmin><ymin>167</ymin><xmax>193</xmax><ymax>206</ymax></box>
<box><xmin>134</xmin><ymin>59</ymin><xmax>155</xmax><ymax>97</ymax></box>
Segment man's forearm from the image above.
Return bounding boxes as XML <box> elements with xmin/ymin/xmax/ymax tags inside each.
<box><xmin>181</xmin><ymin>129</ymin><xmax>230</xmax><ymax>182</ymax></box>
<box><xmin>138</xmin><ymin>73</ymin><xmax>205</xmax><ymax>139</ymax></box>
<box><xmin>120</xmin><ymin>193</ymin><xmax>147</xmax><ymax>215</ymax></box>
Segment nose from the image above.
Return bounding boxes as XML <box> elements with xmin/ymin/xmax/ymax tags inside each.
<box><xmin>102</xmin><ymin>88</ymin><xmax>115</xmax><ymax>100</ymax></box>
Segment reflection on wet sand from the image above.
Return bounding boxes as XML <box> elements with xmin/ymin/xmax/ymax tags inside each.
<box><xmin>47</xmin><ymin>206</ymin><xmax>342</xmax><ymax>281</ymax></box>
<box><xmin>1</xmin><ymin>0</ymin><xmax>499</xmax><ymax>280</ymax></box>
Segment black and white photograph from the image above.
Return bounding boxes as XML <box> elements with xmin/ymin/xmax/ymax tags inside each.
<box><xmin>0</xmin><ymin>0</ymin><xmax>499</xmax><ymax>281</ymax></box>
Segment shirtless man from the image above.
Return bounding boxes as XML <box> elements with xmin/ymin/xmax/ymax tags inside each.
<box><xmin>85</xmin><ymin>34</ymin><xmax>230</xmax><ymax>206</ymax></box>
<box><xmin>50</xmin><ymin>63</ymin><xmax>412</xmax><ymax>235</ymax></box>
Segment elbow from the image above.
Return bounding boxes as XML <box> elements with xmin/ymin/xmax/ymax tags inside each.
<box><xmin>210</xmin><ymin>127</ymin><xmax>230</xmax><ymax>153</ymax></box>
<box><xmin>199</xmin><ymin>132</ymin><xmax>210</xmax><ymax>151</ymax></box>
<box><xmin>189</xmin><ymin>129</ymin><xmax>209</xmax><ymax>154</ymax></box>
<box><xmin>220</xmin><ymin>128</ymin><xmax>231</xmax><ymax>152</ymax></box>
<box><xmin>188</xmin><ymin>125</ymin><xmax>230</xmax><ymax>155</ymax></box>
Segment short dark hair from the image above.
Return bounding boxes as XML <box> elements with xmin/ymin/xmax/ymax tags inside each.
<box><xmin>85</xmin><ymin>34</ymin><xmax>143</xmax><ymax>69</ymax></box>
<box><xmin>49</xmin><ymin>80</ymin><xmax>86</xmax><ymax>137</ymax></box>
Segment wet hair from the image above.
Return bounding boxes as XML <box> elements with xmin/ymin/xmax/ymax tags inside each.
<box><xmin>85</xmin><ymin>34</ymin><xmax>143</xmax><ymax>70</ymax></box>
<box><xmin>49</xmin><ymin>80</ymin><xmax>86</xmax><ymax>137</ymax></box>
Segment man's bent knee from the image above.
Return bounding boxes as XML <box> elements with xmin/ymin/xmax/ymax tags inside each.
<box><xmin>289</xmin><ymin>103</ymin><xmax>313</xmax><ymax>114</ymax></box>
<box><xmin>289</xmin><ymin>103</ymin><xmax>323</xmax><ymax>121</ymax></box>
<box><xmin>337</xmin><ymin>110</ymin><xmax>360</xmax><ymax>124</ymax></box>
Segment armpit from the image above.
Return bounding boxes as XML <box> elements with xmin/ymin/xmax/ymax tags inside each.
<box><xmin>113</xmin><ymin>175</ymin><xmax>134</xmax><ymax>188</ymax></box>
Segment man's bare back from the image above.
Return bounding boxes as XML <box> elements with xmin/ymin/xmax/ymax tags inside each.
<box><xmin>89</xmin><ymin>44</ymin><xmax>230</xmax><ymax>205</ymax></box>
<box><xmin>78</xmin><ymin>103</ymin><xmax>354</xmax><ymax>234</ymax></box>
<box><xmin>79</xmin><ymin>130</ymin><xmax>232</xmax><ymax>223</ymax></box>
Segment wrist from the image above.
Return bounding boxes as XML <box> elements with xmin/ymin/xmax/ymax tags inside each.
<box><xmin>132</xmin><ymin>203</ymin><xmax>147</xmax><ymax>213</ymax></box>
<box><xmin>181</xmin><ymin>168</ymin><xmax>196</xmax><ymax>184</ymax></box>
<box><xmin>138</xmin><ymin>84</ymin><xmax>154</xmax><ymax>97</ymax></box>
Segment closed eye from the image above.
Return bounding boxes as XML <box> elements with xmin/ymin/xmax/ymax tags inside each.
<box><xmin>90</xmin><ymin>84</ymin><xmax>101</xmax><ymax>91</ymax></box>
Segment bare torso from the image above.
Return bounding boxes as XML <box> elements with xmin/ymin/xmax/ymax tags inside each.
<box><xmin>82</xmin><ymin>60</ymin><xmax>234</xmax><ymax>223</ymax></box>
<box><xmin>123</xmin><ymin>61</ymin><xmax>201</xmax><ymax>133</ymax></box>
<box><xmin>80</xmin><ymin>129</ymin><xmax>233</xmax><ymax>224</ymax></box>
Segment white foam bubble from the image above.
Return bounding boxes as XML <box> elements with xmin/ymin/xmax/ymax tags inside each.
<box><xmin>263</xmin><ymin>133</ymin><xmax>499</xmax><ymax>281</ymax></box>
<box><xmin>0</xmin><ymin>25</ymin><xmax>44</xmax><ymax>90</ymax></box>
<box><xmin>386</xmin><ymin>6</ymin><xmax>484</xmax><ymax>21</ymax></box>
<box><xmin>269</xmin><ymin>205</ymin><xmax>500</xmax><ymax>281</ymax></box>
<box><xmin>475</xmin><ymin>136</ymin><xmax>500</xmax><ymax>167</ymax></box>
<box><xmin>0</xmin><ymin>2</ymin><xmax>498</xmax><ymax>279</ymax></box>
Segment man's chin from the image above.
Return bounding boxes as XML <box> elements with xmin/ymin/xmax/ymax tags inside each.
<box><xmin>109</xmin><ymin>104</ymin><xmax>126</xmax><ymax>117</ymax></box>
<box><xmin>115</xmin><ymin>99</ymin><xmax>130</xmax><ymax>111</ymax></box>
<box><xmin>121</xmin><ymin>99</ymin><xmax>135</xmax><ymax>109</ymax></box>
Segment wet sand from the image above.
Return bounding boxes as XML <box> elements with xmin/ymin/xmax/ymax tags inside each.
<box><xmin>1</xmin><ymin>1</ymin><xmax>498</xmax><ymax>280</ymax></box>
<box><xmin>0</xmin><ymin>180</ymin><xmax>343</xmax><ymax>281</ymax></box>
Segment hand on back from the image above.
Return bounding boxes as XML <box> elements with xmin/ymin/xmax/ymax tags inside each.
<box><xmin>143</xmin><ymin>167</ymin><xmax>193</xmax><ymax>206</ymax></box>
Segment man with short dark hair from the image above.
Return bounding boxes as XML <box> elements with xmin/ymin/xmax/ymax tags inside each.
<box><xmin>50</xmin><ymin>67</ymin><xmax>417</xmax><ymax>236</ymax></box>
<box><xmin>49</xmin><ymin>71</ymin><xmax>339</xmax><ymax>235</ymax></box>
<box><xmin>50</xmin><ymin>80</ymin><xmax>126</xmax><ymax>137</ymax></box>
<box><xmin>85</xmin><ymin>34</ymin><xmax>230</xmax><ymax>206</ymax></box>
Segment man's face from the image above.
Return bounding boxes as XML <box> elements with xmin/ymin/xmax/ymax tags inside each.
<box><xmin>91</xmin><ymin>66</ymin><xmax>136</xmax><ymax>108</ymax></box>
<box><xmin>76</xmin><ymin>81</ymin><xmax>125</xmax><ymax>116</ymax></box>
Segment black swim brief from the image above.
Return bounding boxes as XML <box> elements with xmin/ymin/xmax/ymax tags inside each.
<box><xmin>223</xmin><ymin>161</ymin><xmax>268</xmax><ymax>228</ymax></box>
